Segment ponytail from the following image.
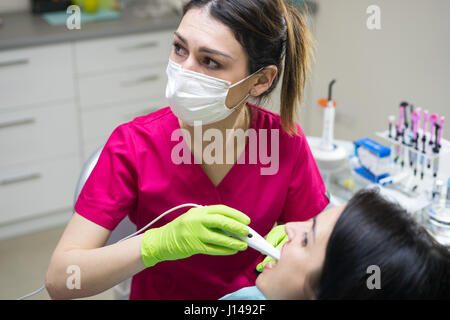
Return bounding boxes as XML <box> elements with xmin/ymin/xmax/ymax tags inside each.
<box><xmin>278</xmin><ymin>0</ymin><xmax>316</xmax><ymax>136</ymax></box>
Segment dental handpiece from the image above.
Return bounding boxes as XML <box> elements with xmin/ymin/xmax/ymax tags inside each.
<box><xmin>226</xmin><ymin>226</ymin><xmax>281</xmax><ymax>261</ymax></box>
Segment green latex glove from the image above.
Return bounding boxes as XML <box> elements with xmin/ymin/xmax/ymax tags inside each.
<box><xmin>141</xmin><ymin>205</ymin><xmax>251</xmax><ymax>267</ymax></box>
<box><xmin>256</xmin><ymin>225</ymin><xmax>288</xmax><ymax>272</ymax></box>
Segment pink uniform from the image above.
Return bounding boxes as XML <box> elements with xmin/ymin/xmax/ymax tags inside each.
<box><xmin>74</xmin><ymin>102</ymin><xmax>329</xmax><ymax>300</ymax></box>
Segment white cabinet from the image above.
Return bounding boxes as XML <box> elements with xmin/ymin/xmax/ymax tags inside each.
<box><xmin>74</xmin><ymin>31</ymin><xmax>172</xmax><ymax>74</ymax></box>
<box><xmin>0</xmin><ymin>101</ymin><xmax>79</xmax><ymax>168</ymax></box>
<box><xmin>0</xmin><ymin>42</ymin><xmax>79</xmax><ymax>239</ymax></box>
<box><xmin>0</xmin><ymin>43</ymin><xmax>75</xmax><ymax>111</ymax></box>
<box><xmin>74</xmin><ymin>31</ymin><xmax>172</xmax><ymax>162</ymax></box>
<box><xmin>0</xmin><ymin>156</ymin><xmax>81</xmax><ymax>225</ymax></box>
<box><xmin>81</xmin><ymin>98</ymin><xmax>167</xmax><ymax>158</ymax></box>
<box><xmin>0</xmin><ymin>30</ymin><xmax>173</xmax><ymax>239</ymax></box>
<box><xmin>78</xmin><ymin>64</ymin><xmax>167</xmax><ymax>110</ymax></box>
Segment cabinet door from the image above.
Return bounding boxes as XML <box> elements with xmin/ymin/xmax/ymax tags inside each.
<box><xmin>78</xmin><ymin>64</ymin><xmax>167</xmax><ymax>110</ymax></box>
<box><xmin>0</xmin><ymin>156</ymin><xmax>81</xmax><ymax>225</ymax></box>
<box><xmin>81</xmin><ymin>98</ymin><xmax>168</xmax><ymax>143</ymax></box>
<box><xmin>0</xmin><ymin>43</ymin><xmax>75</xmax><ymax>111</ymax></box>
<box><xmin>74</xmin><ymin>31</ymin><xmax>173</xmax><ymax>74</ymax></box>
<box><xmin>0</xmin><ymin>102</ymin><xmax>79</xmax><ymax>168</ymax></box>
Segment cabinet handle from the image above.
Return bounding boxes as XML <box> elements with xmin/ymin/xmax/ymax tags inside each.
<box><xmin>0</xmin><ymin>58</ymin><xmax>29</xmax><ymax>68</ymax></box>
<box><xmin>119</xmin><ymin>41</ymin><xmax>158</xmax><ymax>52</ymax></box>
<box><xmin>0</xmin><ymin>172</ymin><xmax>41</xmax><ymax>186</ymax></box>
<box><xmin>120</xmin><ymin>74</ymin><xmax>159</xmax><ymax>88</ymax></box>
<box><xmin>0</xmin><ymin>117</ymin><xmax>35</xmax><ymax>130</ymax></box>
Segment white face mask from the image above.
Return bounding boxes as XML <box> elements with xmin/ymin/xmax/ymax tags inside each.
<box><xmin>165</xmin><ymin>59</ymin><xmax>263</xmax><ymax>125</ymax></box>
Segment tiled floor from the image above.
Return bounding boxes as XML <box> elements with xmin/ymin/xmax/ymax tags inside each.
<box><xmin>0</xmin><ymin>226</ymin><xmax>114</xmax><ymax>300</ymax></box>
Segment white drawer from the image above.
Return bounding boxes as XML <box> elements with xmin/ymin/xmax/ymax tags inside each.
<box><xmin>74</xmin><ymin>31</ymin><xmax>173</xmax><ymax>74</ymax></box>
<box><xmin>0</xmin><ymin>155</ymin><xmax>81</xmax><ymax>225</ymax></box>
<box><xmin>78</xmin><ymin>64</ymin><xmax>167</xmax><ymax>109</ymax></box>
<box><xmin>0</xmin><ymin>102</ymin><xmax>80</xmax><ymax>168</ymax></box>
<box><xmin>0</xmin><ymin>43</ymin><xmax>75</xmax><ymax>111</ymax></box>
<box><xmin>81</xmin><ymin>99</ymin><xmax>167</xmax><ymax>143</ymax></box>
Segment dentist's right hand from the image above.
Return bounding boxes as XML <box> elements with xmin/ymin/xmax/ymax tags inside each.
<box><xmin>140</xmin><ymin>205</ymin><xmax>251</xmax><ymax>267</ymax></box>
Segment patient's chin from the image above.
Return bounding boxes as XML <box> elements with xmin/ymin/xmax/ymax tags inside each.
<box><xmin>255</xmin><ymin>273</ymin><xmax>265</xmax><ymax>293</ymax></box>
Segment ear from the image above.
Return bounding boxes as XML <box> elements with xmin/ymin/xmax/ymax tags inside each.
<box><xmin>251</xmin><ymin>65</ymin><xmax>278</xmax><ymax>96</ymax></box>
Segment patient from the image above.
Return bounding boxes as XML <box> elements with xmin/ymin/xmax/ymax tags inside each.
<box><xmin>221</xmin><ymin>188</ymin><xmax>450</xmax><ymax>300</ymax></box>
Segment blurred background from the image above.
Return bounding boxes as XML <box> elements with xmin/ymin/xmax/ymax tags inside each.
<box><xmin>0</xmin><ymin>0</ymin><xmax>449</xmax><ymax>299</ymax></box>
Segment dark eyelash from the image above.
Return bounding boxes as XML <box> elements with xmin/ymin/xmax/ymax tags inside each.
<box><xmin>302</xmin><ymin>233</ymin><xmax>308</xmax><ymax>246</ymax></box>
<box><xmin>204</xmin><ymin>57</ymin><xmax>220</xmax><ymax>68</ymax></box>
<box><xmin>172</xmin><ymin>42</ymin><xmax>184</xmax><ymax>54</ymax></box>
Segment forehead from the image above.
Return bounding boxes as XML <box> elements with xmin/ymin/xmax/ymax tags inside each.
<box><xmin>317</xmin><ymin>204</ymin><xmax>345</xmax><ymax>227</ymax></box>
<box><xmin>178</xmin><ymin>7</ymin><xmax>246</xmax><ymax>59</ymax></box>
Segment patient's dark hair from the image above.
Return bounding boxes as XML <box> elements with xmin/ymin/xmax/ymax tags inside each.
<box><xmin>317</xmin><ymin>188</ymin><xmax>450</xmax><ymax>300</ymax></box>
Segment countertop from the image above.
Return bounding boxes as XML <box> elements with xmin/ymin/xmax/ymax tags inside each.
<box><xmin>0</xmin><ymin>8</ymin><xmax>181</xmax><ymax>51</ymax></box>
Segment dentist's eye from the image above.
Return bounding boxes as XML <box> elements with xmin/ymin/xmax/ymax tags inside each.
<box><xmin>173</xmin><ymin>42</ymin><xmax>186</xmax><ymax>56</ymax></box>
<box><xmin>203</xmin><ymin>57</ymin><xmax>220</xmax><ymax>69</ymax></box>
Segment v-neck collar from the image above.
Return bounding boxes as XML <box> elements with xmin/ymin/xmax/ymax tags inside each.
<box><xmin>163</xmin><ymin>103</ymin><xmax>257</xmax><ymax>195</ymax></box>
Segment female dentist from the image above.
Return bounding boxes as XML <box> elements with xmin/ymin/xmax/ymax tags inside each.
<box><xmin>46</xmin><ymin>0</ymin><xmax>329</xmax><ymax>300</ymax></box>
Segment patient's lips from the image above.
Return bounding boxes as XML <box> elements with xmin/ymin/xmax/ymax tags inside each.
<box><xmin>264</xmin><ymin>261</ymin><xmax>277</xmax><ymax>270</ymax></box>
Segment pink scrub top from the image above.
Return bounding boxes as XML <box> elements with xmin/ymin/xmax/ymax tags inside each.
<box><xmin>74</xmin><ymin>102</ymin><xmax>329</xmax><ymax>300</ymax></box>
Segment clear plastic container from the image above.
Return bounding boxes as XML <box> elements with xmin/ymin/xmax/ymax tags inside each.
<box><xmin>424</xmin><ymin>206</ymin><xmax>450</xmax><ymax>247</ymax></box>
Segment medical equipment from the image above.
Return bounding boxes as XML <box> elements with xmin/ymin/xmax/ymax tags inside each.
<box><xmin>353</xmin><ymin>138</ymin><xmax>391</xmax><ymax>183</ymax></box>
<box><xmin>17</xmin><ymin>203</ymin><xmax>279</xmax><ymax>299</ymax></box>
<box><xmin>309</xmin><ymin>79</ymin><xmax>348</xmax><ymax>177</ymax></box>
<box><xmin>426</xmin><ymin>202</ymin><xmax>450</xmax><ymax>246</ymax></box>
<box><xmin>225</xmin><ymin>226</ymin><xmax>281</xmax><ymax>261</ymax></box>
<box><xmin>388</xmin><ymin>115</ymin><xmax>395</xmax><ymax>139</ymax></box>
<box><xmin>447</xmin><ymin>178</ymin><xmax>450</xmax><ymax>208</ymax></box>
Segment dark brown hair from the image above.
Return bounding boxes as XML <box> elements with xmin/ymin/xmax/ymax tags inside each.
<box><xmin>182</xmin><ymin>0</ymin><xmax>315</xmax><ymax>135</ymax></box>
<box><xmin>318</xmin><ymin>188</ymin><xmax>450</xmax><ymax>299</ymax></box>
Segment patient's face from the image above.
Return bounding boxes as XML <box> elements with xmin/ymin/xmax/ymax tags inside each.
<box><xmin>256</xmin><ymin>205</ymin><xmax>345</xmax><ymax>299</ymax></box>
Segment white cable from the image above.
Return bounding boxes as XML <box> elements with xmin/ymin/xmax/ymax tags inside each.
<box><xmin>118</xmin><ymin>203</ymin><xmax>203</xmax><ymax>242</ymax></box>
<box><xmin>16</xmin><ymin>203</ymin><xmax>203</xmax><ymax>300</ymax></box>
<box><xmin>17</xmin><ymin>284</ymin><xmax>46</xmax><ymax>300</ymax></box>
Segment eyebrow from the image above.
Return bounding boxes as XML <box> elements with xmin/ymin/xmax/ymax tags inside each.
<box><xmin>174</xmin><ymin>32</ymin><xmax>233</xmax><ymax>59</ymax></box>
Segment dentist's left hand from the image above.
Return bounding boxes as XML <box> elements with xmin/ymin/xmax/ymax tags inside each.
<box><xmin>256</xmin><ymin>225</ymin><xmax>288</xmax><ymax>272</ymax></box>
<box><xmin>140</xmin><ymin>205</ymin><xmax>251</xmax><ymax>267</ymax></box>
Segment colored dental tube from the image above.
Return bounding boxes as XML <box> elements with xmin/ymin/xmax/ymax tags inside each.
<box><xmin>432</xmin><ymin>117</ymin><xmax>445</xmax><ymax>179</ymax></box>
<box><xmin>428</xmin><ymin>114</ymin><xmax>438</xmax><ymax>169</ymax></box>
<box><xmin>420</xmin><ymin>110</ymin><xmax>429</xmax><ymax>179</ymax></box>
<box><xmin>411</xmin><ymin>109</ymin><xmax>421</xmax><ymax>175</ymax></box>
<box><xmin>398</xmin><ymin>103</ymin><xmax>407</xmax><ymax>167</ymax></box>
<box><xmin>436</xmin><ymin>116</ymin><xmax>445</xmax><ymax>149</ymax></box>
<box><xmin>394</xmin><ymin>123</ymin><xmax>400</xmax><ymax>163</ymax></box>
<box><xmin>388</xmin><ymin>115</ymin><xmax>395</xmax><ymax>138</ymax></box>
